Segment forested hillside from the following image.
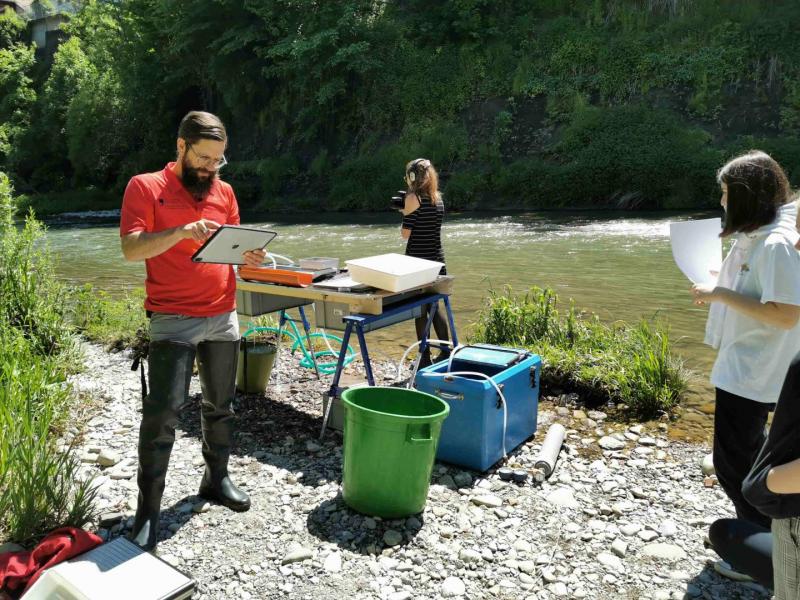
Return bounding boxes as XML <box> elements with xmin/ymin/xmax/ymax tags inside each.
<box><xmin>2</xmin><ymin>0</ymin><xmax>799</xmax><ymax>211</ymax></box>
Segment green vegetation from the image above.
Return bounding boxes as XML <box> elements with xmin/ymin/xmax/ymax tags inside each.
<box><xmin>1</xmin><ymin>1</ymin><xmax>799</xmax><ymax>212</ymax></box>
<box><xmin>0</xmin><ymin>173</ymin><xmax>97</xmax><ymax>544</ymax></box>
<box><xmin>15</xmin><ymin>188</ymin><xmax>118</xmax><ymax>216</ymax></box>
<box><xmin>470</xmin><ymin>287</ymin><xmax>689</xmax><ymax>418</ymax></box>
<box><xmin>71</xmin><ymin>284</ymin><xmax>149</xmax><ymax>354</ymax></box>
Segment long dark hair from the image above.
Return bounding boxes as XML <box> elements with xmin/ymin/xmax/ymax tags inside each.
<box><xmin>718</xmin><ymin>150</ymin><xmax>791</xmax><ymax>237</ymax></box>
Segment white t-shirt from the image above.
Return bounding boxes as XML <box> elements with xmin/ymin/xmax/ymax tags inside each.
<box><xmin>711</xmin><ymin>228</ymin><xmax>800</xmax><ymax>403</ymax></box>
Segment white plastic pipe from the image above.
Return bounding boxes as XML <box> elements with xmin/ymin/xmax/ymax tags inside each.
<box><xmin>534</xmin><ymin>423</ymin><xmax>566</xmax><ymax>478</ymax></box>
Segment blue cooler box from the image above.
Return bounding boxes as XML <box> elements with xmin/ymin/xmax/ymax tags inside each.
<box><xmin>414</xmin><ymin>344</ymin><xmax>541</xmax><ymax>471</ymax></box>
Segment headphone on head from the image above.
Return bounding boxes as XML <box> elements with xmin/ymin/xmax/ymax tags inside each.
<box><xmin>406</xmin><ymin>158</ymin><xmax>431</xmax><ymax>185</ymax></box>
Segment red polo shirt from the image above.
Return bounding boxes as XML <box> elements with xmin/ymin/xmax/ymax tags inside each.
<box><xmin>120</xmin><ymin>163</ymin><xmax>241</xmax><ymax>317</ymax></box>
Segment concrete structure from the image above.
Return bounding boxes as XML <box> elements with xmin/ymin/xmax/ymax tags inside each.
<box><xmin>2</xmin><ymin>1</ymin><xmax>77</xmax><ymax>60</ymax></box>
<box><xmin>0</xmin><ymin>1</ymin><xmax>30</xmax><ymax>17</ymax></box>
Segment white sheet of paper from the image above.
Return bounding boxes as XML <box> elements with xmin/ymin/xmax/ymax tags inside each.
<box><xmin>669</xmin><ymin>218</ymin><xmax>722</xmax><ymax>285</ymax></box>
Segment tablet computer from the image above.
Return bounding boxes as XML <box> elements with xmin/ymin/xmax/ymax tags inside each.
<box><xmin>191</xmin><ymin>225</ymin><xmax>277</xmax><ymax>265</ymax></box>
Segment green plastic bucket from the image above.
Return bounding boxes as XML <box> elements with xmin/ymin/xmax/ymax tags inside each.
<box><xmin>341</xmin><ymin>386</ymin><xmax>450</xmax><ymax>518</ymax></box>
<box><xmin>236</xmin><ymin>340</ymin><xmax>277</xmax><ymax>394</ymax></box>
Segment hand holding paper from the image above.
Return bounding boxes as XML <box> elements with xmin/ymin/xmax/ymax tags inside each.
<box><xmin>669</xmin><ymin>218</ymin><xmax>722</xmax><ymax>285</ymax></box>
<box><xmin>691</xmin><ymin>281</ymin><xmax>722</xmax><ymax>305</ymax></box>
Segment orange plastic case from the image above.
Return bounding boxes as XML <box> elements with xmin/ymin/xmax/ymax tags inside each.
<box><xmin>238</xmin><ymin>266</ymin><xmax>314</xmax><ymax>287</ymax></box>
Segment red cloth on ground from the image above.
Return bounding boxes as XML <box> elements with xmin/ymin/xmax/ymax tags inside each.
<box><xmin>0</xmin><ymin>527</ymin><xmax>102</xmax><ymax>595</ymax></box>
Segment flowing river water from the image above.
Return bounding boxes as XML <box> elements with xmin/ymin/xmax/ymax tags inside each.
<box><xmin>45</xmin><ymin>210</ymin><xmax>723</xmax><ymax>442</ymax></box>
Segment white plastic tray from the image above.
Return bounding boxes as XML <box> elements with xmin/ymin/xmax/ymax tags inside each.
<box><xmin>23</xmin><ymin>537</ymin><xmax>194</xmax><ymax>600</ymax></box>
<box><xmin>345</xmin><ymin>253</ymin><xmax>443</xmax><ymax>292</ymax></box>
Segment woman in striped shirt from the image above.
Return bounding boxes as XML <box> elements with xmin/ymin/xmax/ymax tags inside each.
<box><xmin>400</xmin><ymin>158</ymin><xmax>450</xmax><ymax>367</ymax></box>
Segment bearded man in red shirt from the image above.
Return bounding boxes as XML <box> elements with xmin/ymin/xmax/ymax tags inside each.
<box><xmin>120</xmin><ymin>111</ymin><xmax>265</xmax><ymax>551</ymax></box>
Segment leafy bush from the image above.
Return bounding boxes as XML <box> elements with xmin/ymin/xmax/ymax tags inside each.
<box><xmin>0</xmin><ymin>42</ymin><xmax>36</xmax><ymax>170</ymax></box>
<box><xmin>470</xmin><ymin>286</ymin><xmax>688</xmax><ymax>418</ymax></box>
<box><xmin>0</xmin><ymin>174</ymin><xmax>97</xmax><ymax>544</ymax></box>
<box><xmin>226</xmin><ymin>156</ymin><xmax>300</xmax><ymax>207</ymax></box>
<box><xmin>329</xmin><ymin>143</ymin><xmax>410</xmax><ymax>211</ymax></box>
<box><xmin>445</xmin><ymin>169</ymin><xmax>489</xmax><ymax>210</ymax></box>
<box><xmin>726</xmin><ymin>135</ymin><xmax>800</xmax><ymax>187</ymax></box>
<box><xmin>0</xmin><ymin>326</ymin><xmax>98</xmax><ymax>544</ymax></box>
<box><xmin>17</xmin><ymin>37</ymin><xmax>93</xmax><ymax>191</ymax></box>
<box><xmin>493</xmin><ymin>157</ymin><xmax>566</xmax><ymax>208</ymax></box>
<box><xmin>16</xmin><ymin>188</ymin><xmax>118</xmax><ymax>216</ymax></box>
<box><xmin>552</xmin><ymin>105</ymin><xmax>723</xmax><ymax>208</ymax></box>
<box><xmin>0</xmin><ymin>8</ymin><xmax>25</xmax><ymax>48</ymax></box>
<box><xmin>0</xmin><ymin>181</ymin><xmax>73</xmax><ymax>357</ymax></box>
<box><xmin>6</xmin><ymin>0</ymin><xmax>800</xmax><ymax>210</ymax></box>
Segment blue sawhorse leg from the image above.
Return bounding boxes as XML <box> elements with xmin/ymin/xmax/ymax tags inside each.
<box><xmin>355</xmin><ymin>324</ymin><xmax>374</xmax><ymax>386</ymax></box>
<box><xmin>319</xmin><ymin>293</ymin><xmax>459</xmax><ymax>439</ymax></box>
<box><xmin>321</xmin><ymin>321</ymin><xmax>354</xmax><ymax>439</ymax></box>
<box><xmin>442</xmin><ymin>295</ymin><xmax>459</xmax><ymax>347</ymax></box>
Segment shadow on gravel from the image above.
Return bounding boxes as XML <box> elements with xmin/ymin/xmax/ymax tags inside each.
<box><xmin>169</xmin><ymin>387</ymin><xmax>478</xmax><ymax>553</ymax></box>
<box><xmin>175</xmin><ymin>389</ymin><xmax>343</xmax><ymax>489</ymax></box>
<box><xmin>156</xmin><ymin>493</ymin><xmax>206</xmax><ymax>544</ymax></box>
<box><xmin>306</xmin><ymin>492</ymin><xmax>426</xmax><ymax>555</ymax></box>
<box><xmin>686</xmin><ymin>563</ymin><xmax>772</xmax><ymax>600</ymax></box>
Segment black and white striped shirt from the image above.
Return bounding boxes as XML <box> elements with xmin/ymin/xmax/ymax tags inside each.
<box><xmin>402</xmin><ymin>194</ymin><xmax>446</xmax><ymax>274</ymax></box>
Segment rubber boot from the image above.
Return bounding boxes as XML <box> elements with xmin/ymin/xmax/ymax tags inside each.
<box><xmin>417</xmin><ymin>350</ymin><xmax>433</xmax><ymax>369</ymax></box>
<box><xmin>129</xmin><ymin>340</ymin><xmax>196</xmax><ymax>551</ymax></box>
<box><xmin>196</xmin><ymin>340</ymin><xmax>251</xmax><ymax>512</ymax></box>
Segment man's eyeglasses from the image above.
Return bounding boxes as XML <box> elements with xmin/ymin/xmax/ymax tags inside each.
<box><xmin>187</xmin><ymin>144</ymin><xmax>227</xmax><ymax>170</ymax></box>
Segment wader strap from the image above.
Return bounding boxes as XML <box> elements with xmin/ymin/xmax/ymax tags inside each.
<box><xmin>133</xmin><ymin>310</ymin><xmax>152</xmax><ymax>399</ymax></box>
<box><xmin>131</xmin><ymin>354</ymin><xmax>148</xmax><ymax>400</ymax></box>
<box><xmin>242</xmin><ymin>337</ymin><xmax>248</xmax><ymax>396</ymax></box>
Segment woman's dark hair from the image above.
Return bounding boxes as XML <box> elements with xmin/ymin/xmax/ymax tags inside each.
<box><xmin>177</xmin><ymin>111</ymin><xmax>227</xmax><ymax>145</ymax></box>
<box><xmin>718</xmin><ymin>150</ymin><xmax>791</xmax><ymax>237</ymax></box>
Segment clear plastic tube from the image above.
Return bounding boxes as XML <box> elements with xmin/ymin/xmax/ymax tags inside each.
<box><xmin>265</xmin><ymin>252</ymin><xmax>294</xmax><ymax>267</ymax></box>
<box><xmin>396</xmin><ymin>339</ymin><xmax>455</xmax><ymax>382</ymax></box>
<box><xmin>309</xmin><ymin>304</ymin><xmax>342</xmax><ymax>360</ymax></box>
<box><xmin>418</xmin><ymin>369</ymin><xmax>509</xmax><ymax>458</ymax></box>
<box><xmin>398</xmin><ymin>341</ymin><xmax>508</xmax><ymax>458</ymax></box>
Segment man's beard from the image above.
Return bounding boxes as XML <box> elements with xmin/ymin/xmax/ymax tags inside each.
<box><xmin>181</xmin><ymin>156</ymin><xmax>216</xmax><ymax>200</ymax></box>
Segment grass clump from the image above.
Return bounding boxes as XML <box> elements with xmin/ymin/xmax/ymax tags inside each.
<box><xmin>470</xmin><ymin>286</ymin><xmax>688</xmax><ymax>419</ymax></box>
<box><xmin>70</xmin><ymin>284</ymin><xmax>149</xmax><ymax>358</ymax></box>
<box><xmin>0</xmin><ymin>327</ymin><xmax>98</xmax><ymax>544</ymax></box>
<box><xmin>0</xmin><ymin>172</ymin><xmax>98</xmax><ymax>544</ymax></box>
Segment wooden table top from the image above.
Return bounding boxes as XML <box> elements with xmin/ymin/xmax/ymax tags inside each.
<box><xmin>236</xmin><ymin>276</ymin><xmax>454</xmax><ymax>315</ymax></box>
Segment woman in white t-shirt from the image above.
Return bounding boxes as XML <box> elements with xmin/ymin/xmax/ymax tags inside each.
<box><xmin>692</xmin><ymin>150</ymin><xmax>800</xmax><ymax>533</ymax></box>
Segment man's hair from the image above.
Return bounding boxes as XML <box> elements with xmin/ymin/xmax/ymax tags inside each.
<box><xmin>718</xmin><ymin>150</ymin><xmax>791</xmax><ymax>237</ymax></box>
<box><xmin>177</xmin><ymin>111</ymin><xmax>227</xmax><ymax>145</ymax></box>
